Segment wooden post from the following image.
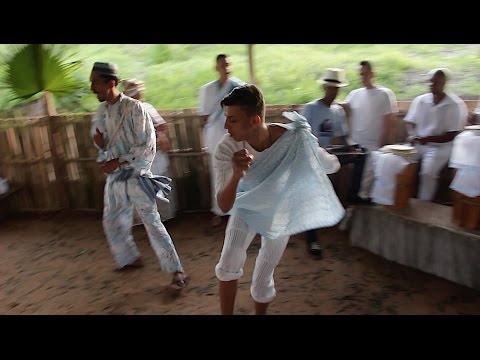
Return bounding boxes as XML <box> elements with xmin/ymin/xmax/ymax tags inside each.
<box><xmin>247</xmin><ymin>44</ymin><xmax>256</xmax><ymax>85</ymax></box>
<box><xmin>46</xmin><ymin>115</ymin><xmax>71</xmax><ymax>212</ymax></box>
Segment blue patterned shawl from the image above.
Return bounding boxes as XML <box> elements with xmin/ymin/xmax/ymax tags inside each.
<box><xmin>233</xmin><ymin>112</ymin><xmax>345</xmax><ymax>238</ymax></box>
<box><xmin>114</xmin><ymin>168</ymin><xmax>172</xmax><ymax>203</ymax></box>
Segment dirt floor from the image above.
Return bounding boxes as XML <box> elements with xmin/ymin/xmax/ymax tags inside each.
<box><xmin>1</xmin><ymin>211</ymin><xmax>479</xmax><ymax>315</ymax></box>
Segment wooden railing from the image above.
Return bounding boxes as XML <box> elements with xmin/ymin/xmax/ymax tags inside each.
<box><xmin>0</xmin><ymin>101</ymin><xmax>477</xmax><ymax>213</ymax></box>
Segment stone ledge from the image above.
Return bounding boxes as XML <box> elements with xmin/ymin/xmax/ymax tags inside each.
<box><xmin>350</xmin><ymin>199</ymin><xmax>480</xmax><ymax>290</ymax></box>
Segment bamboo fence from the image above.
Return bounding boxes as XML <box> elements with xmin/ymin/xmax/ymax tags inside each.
<box><xmin>0</xmin><ymin>101</ymin><xmax>477</xmax><ymax>214</ymax></box>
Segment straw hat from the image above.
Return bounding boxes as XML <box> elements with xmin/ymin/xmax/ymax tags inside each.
<box><xmin>317</xmin><ymin>68</ymin><xmax>349</xmax><ymax>87</ymax></box>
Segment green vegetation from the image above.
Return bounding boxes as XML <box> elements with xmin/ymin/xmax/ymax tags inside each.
<box><xmin>0</xmin><ymin>44</ymin><xmax>83</xmax><ymax>115</ymax></box>
<box><xmin>1</xmin><ymin>44</ymin><xmax>479</xmax><ymax>115</ymax></box>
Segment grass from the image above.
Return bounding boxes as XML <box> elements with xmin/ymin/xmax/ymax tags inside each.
<box><xmin>1</xmin><ymin>44</ymin><xmax>480</xmax><ymax>115</ymax></box>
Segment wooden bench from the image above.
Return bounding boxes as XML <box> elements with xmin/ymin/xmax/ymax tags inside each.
<box><xmin>0</xmin><ymin>187</ymin><xmax>22</xmax><ymax>220</ymax></box>
<box><xmin>350</xmin><ymin>199</ymin><xmax>480</xmax><ymax>290</ymax></box>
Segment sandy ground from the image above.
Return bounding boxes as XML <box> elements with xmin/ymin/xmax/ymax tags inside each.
<box><xmin>0</xmin><ymin>211</ymin><xmax>479</xmax><ymax>315</ymax></box>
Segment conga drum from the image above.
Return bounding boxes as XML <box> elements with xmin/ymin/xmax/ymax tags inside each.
<box><xmin>386</xmin><ymin>162</ymin><xmax>418</xmax><ymax>209</ymax></box>
<box><xmin>452</xmin><ymin>191</ymin><xmax>480</xmax><ymax>230</ymax></box>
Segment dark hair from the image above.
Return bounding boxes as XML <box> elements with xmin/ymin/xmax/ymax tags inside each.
<box><xmin>216</xmin><ymin>54</ymin><xmax>228</xmax><ymax>63</ymax></box>
<box><xmin>360</xmin><ymin>60</ymin><xmax>372</xmax><ymax>71</ymax></box>
<box><xmin>221</xmin><ymin>84</ymin><xmax>265</xmax><ymax>119</ymax></box>
<box><xmin>433</xmin><ymin>69</ymin><xmax>447</xmax><ymax>79</ymax></box>
<box><xmin>98</xmin><ymin>74</ymin><xmax>119</xmax><ymax>86</ymax></box>
<box><xmin>92</xmin><ymin>62</ymin><xmax>119</xmax><ymax>85</ymax></box>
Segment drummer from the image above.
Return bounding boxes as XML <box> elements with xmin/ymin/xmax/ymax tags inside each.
<box><xmin>302</xmin><ymin>69</ymin><xmax>350</xmax><ymax>147</ymax></box>
<box><xmin>300</xmin><ymin>68</ymin><xmax>367</xmax><ymax>257</ymax></box>
<box><xmin>404</xmin><ymin>68</ymin><xmax>467</xmax><ymax>201</ymax></box>
<box><xmin>301</xmin><ymin>68</ymin><xmax>367</xmax><ymax>205</ymax></box>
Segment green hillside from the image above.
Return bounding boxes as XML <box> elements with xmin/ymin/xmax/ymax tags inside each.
<box><xmin>1</xmin><ymin>44</ymin><xmax>479</xmax><ymax>115</ymax></box>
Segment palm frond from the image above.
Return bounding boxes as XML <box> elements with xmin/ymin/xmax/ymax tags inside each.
<box><xmin>1</xmin><ymin>44</ymin><xmax>84</xmax><ymax>101</ymax></box>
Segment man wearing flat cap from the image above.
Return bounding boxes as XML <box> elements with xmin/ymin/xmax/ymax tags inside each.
<box><xmin>404</xmin><ymin>68</ymin><xmax>468</xmax><ymax>201</ymax></box>
<box><xmin>89</xmin><ymin>62</ymin><xmax>187</xmax><ymax>289</ymax></box>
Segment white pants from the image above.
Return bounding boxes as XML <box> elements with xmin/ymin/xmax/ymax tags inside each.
<box><xmin>208</xmin><ymin>152</ymin><xmax>223</xmax><ymax>216</ymax></box>
<box><xmin>215</xmin><ymin>214</ymin><xmax>290</xmax><ymax>303</ymax></box>
<box><xmin>359</xmin><ymin>155</ymin><xmax>374</xmax><ymax>199</ymax></box>
<box><xmin>103</xmin><ymin>176</ymin><xmax>184</xmax><ymax>272</ymax></box>
<box><xmin>358</xmin><ymin>144</ymin><xmax>379</xmax><ymax>199</ymax></box>
<box><xmin>415</xmin><ymin>144</ymin><xmax>452</xmax><ymax>201</ymax></box>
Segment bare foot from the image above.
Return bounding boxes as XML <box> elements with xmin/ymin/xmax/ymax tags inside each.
<box><xmin>170</xmin><ymin>271</ymin><xmax>188</xmax><ymax>290</ymax></box>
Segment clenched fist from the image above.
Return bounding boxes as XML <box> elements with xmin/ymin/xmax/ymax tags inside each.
<box><xmin>100</xmin><ymin>159</ymin><xmax>128</xmax><ymax>174</ymax></box>
<box><xmin>232</xmin><ymin>149</ymin><xmax>254</xmax><ymax>178</ymax></box>
<box><xmin>94</xmin><ymin>128</ymin><xmax>105</xmax><ymax>149</ymax></box>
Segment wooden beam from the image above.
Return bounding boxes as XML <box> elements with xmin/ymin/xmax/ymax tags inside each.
<box><xmin>247</xmin><ymin>44</ymin><xmax>256</xmax><ymax>85</ymax></box>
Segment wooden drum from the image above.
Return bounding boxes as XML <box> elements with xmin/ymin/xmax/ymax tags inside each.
<box><xmin>452</xmin><ymin>191</ymin><xmax>480</xmax><ymax>230</ymax></box>
<box><xmin>385</xmin><ymin>162</ymin><xmax>418</xmax><ymax>209</ymax></box>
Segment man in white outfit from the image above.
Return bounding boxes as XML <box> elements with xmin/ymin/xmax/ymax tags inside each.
<box><xmin>121</xmin><ymin>78</ymin><xmax>177</xmax><ymax>223</ymax></box>
<box><xmin>213</xmin><ymin>84</ymin><xmax>344</xmax><ymax>315</ymax></box>
<box><xmin>198</xmin><ymin>54</ymin><xmax>244</xmax><ymax>225</ymax></box>
<box><xmin>404</xmin><ymin>68</ymin><xmax>467</xmax><ymax>201</ymax></box>
<box><xmin>90</xmin><ymin>62</ymin><xmax>186</xmax><ymax>289</ymax></box>
<box><xmin>343</xmin><ymin>60</ymin><xmax>398</xmax><ymax>202</ymax></box>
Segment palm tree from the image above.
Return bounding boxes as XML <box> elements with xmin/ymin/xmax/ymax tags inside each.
<box><xmin>0</xmin><ymin>44</ymin><xmax>83</xmax><ymax>116</ymax></box>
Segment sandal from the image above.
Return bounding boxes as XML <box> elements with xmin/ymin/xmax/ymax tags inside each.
<box><xmin>115</xmin><ymin>257</ymin><xmax>144</xmax><ymax>272</ymax></box>
<box><xmin>170</xmin><ymin>272</ymin><xmax>188</xmax><ymax>290</ymax></box>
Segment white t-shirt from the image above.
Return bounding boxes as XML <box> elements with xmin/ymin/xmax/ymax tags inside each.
<box><xmin>142</xmin><ymin>102</ymin><xmax>170</xmax><ymax>175</ymax></box>
<box><xmin>345</xmin><ymin>86</ymin><xmax>398</xmax><ymax>149</ymax></box>
<box><xmin>404</xmin><ymin>92</ymin><xmax>465</xmax><ymax>144</ymax></box>
<box><xmin>143</xmin><ymin>102</ymin><xmax>166</xmax><ymax>125</ymax></box>
<box><xmin>198</xmin><ymin>77</ymin><xmax>244</xmax><ymax>153</ymax></box>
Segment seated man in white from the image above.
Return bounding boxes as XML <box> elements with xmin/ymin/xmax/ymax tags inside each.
<box><xmin>404</xmin><ymin>68</ymin><xmax>467</xmax><ymax>201</ymax></box>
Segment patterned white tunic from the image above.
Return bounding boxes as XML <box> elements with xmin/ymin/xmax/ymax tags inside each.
<box><xmin>91</xmin><ymin>93</ymin><xmax>183</xmax><ymax>271</ymax></box>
